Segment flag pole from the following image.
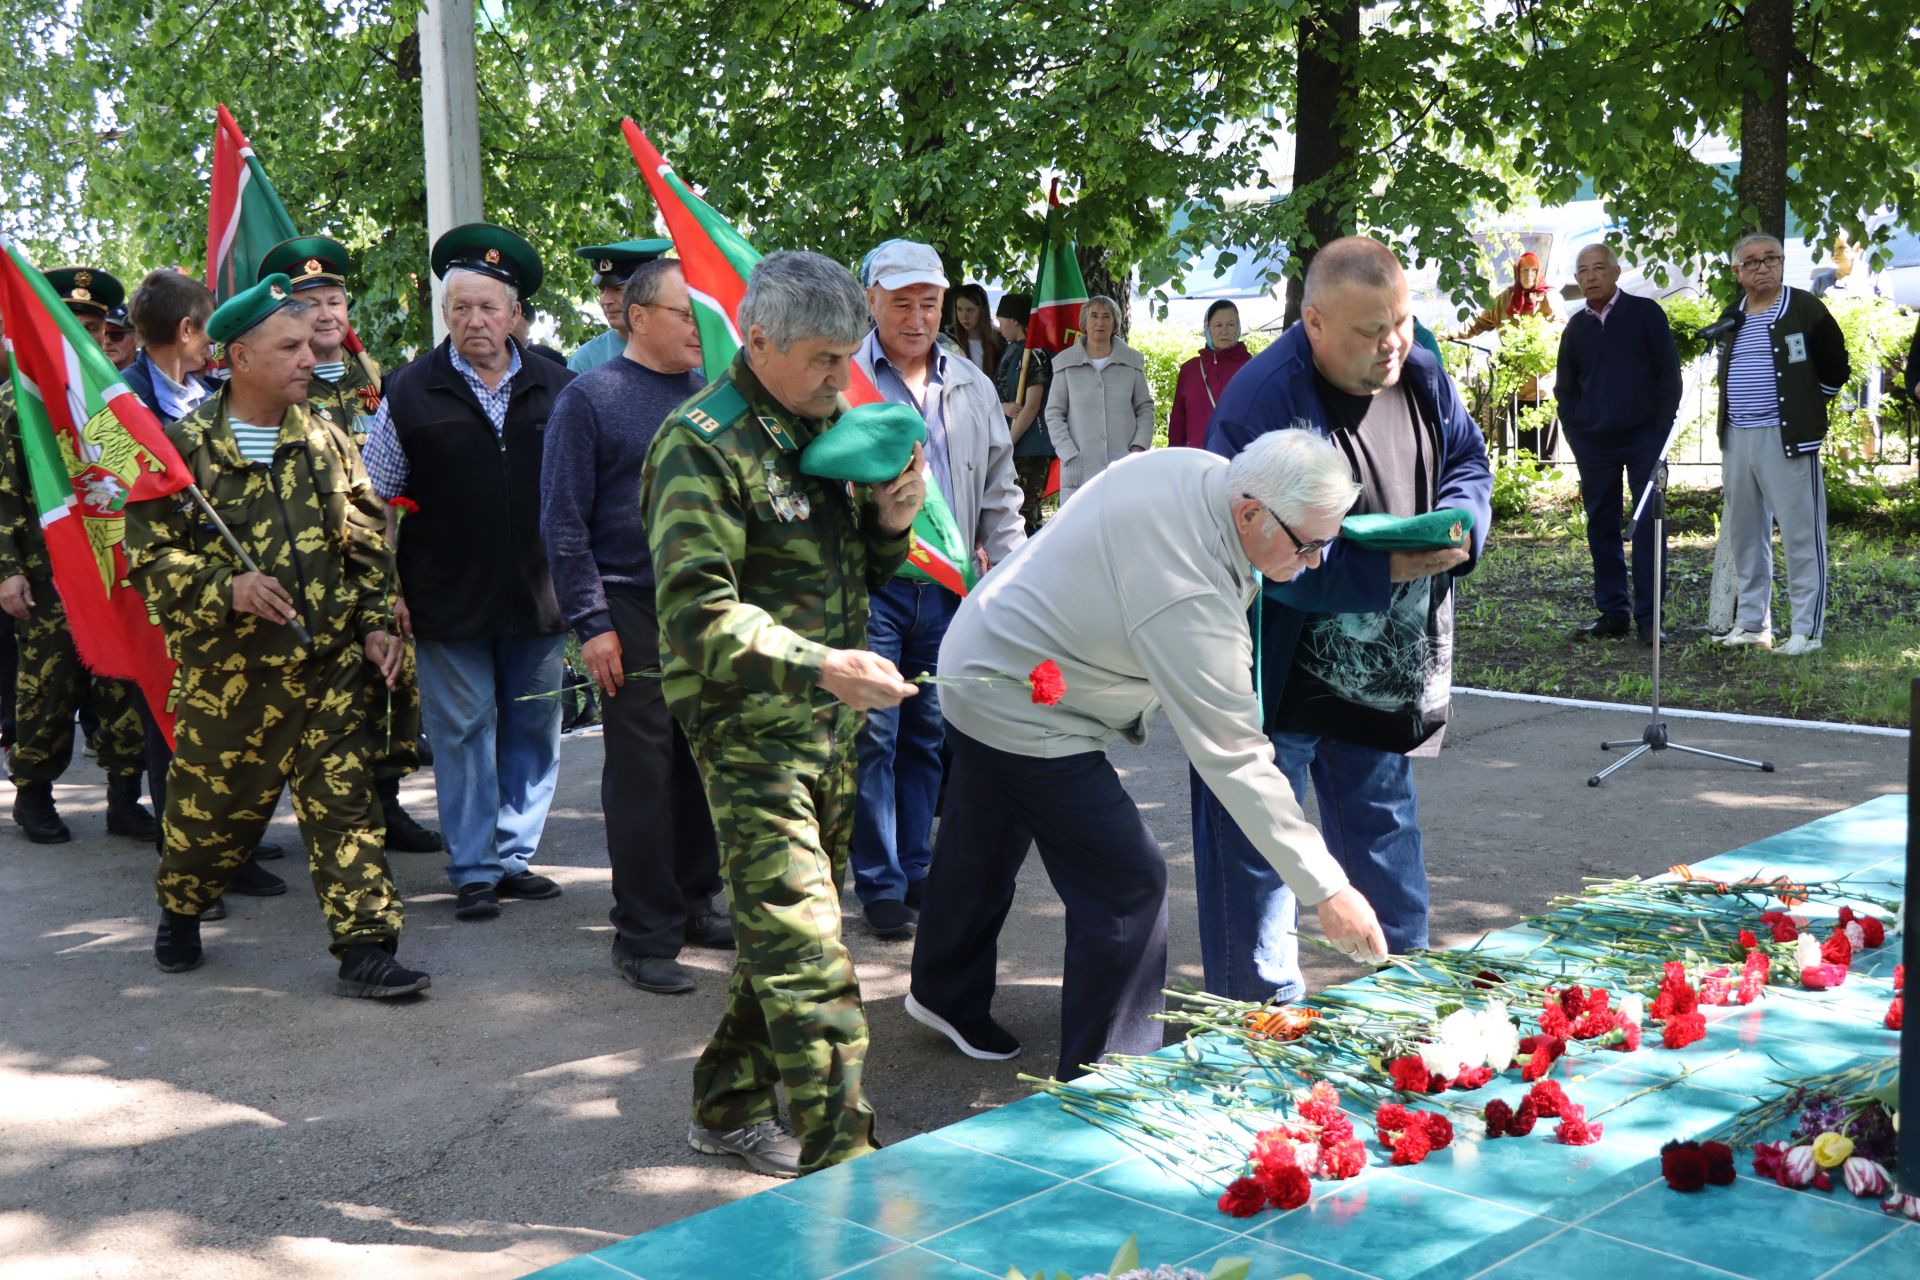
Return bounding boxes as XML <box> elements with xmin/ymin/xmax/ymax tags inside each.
<box><xmin>181</xmin><ymin>482</ymin><xmax>313</xmax><ymax>647</ymax></box>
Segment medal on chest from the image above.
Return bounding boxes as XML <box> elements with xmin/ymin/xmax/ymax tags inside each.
<box><xmin>761</xmin><ymin>450</ymin><xmax>811</xmax><ymax>522</ymax></box>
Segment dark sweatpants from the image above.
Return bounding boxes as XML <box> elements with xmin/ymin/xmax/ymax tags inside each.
<box><xmin>909</xmin><ymin>726</ymin><xmax>1169</xmax><ymax>1081</ymax></box>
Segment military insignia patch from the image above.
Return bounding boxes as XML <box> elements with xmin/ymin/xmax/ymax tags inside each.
<box><xmin>269</xmin><ymin>283</ymin><xmax>287</xmax><ymax>300</ymax></box>
<box><xmin>597</xmin><ymin>258</ymin><xmax>613</xmax><ymax>272</ymax></box>
<box><xmin>304</xmin><ymin>258</ymin><xmax>324</xmax><ymax>276</ymax></box>
<box><xmin>762</xmin><ymin>452</ymin><xmax>811</xmax><ymax>522</ymax></box>
<box><xmin>484</xmin><ymin>248</ymin><xmax>502</xmax><ymax>265</ymax></box>
<box><xmin>71</xmin><ymin>286</ymin><xmax>91</xmax><ymax>302</ymax></box>
<box><xmin>75</xmin><ymin>270</ymin><xmax>92</xmax><ymax>286</ymax></box>
<box><xmin>756</xmin><ymin>414</ymin><xmax>799</xmax><ymax>453</ymax></box>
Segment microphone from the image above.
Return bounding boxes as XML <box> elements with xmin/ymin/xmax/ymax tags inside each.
<box><xmin>1694</xmin><ymin>315</ymin><xmax>1740</xmax><ymax>343</ymax></box>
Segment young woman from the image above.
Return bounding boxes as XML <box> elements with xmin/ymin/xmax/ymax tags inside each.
<box><xmin>947</xmin><ymin>281</ymin><xmax>1005</xmax><ymax>376</ymax></box>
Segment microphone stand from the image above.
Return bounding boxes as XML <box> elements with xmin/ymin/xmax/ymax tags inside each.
<box><xmin>1588</xmin><ymin>414</ymin><xmax>1774</xmax><ymax>786</ymax></box>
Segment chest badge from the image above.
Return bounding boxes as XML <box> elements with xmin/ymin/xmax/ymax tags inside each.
<box><xmin>762</xmin><ymin>451</ymin><xmax>811</xmax><ymax>523</ymax></box>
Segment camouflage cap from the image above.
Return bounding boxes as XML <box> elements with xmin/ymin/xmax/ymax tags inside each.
<box><xmin>798</xmin><ymin>402</ymin><xmax>927</xmax><ymax>484</ymax></box>
<box><xmin>208</xmin><ymin>273</ymin><xmax>299</xmax><ymax>344</ymax></box>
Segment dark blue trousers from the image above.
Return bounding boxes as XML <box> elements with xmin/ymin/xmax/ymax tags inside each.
<box><xmin>909</xmin><ymin>727</ymin><xmax>1169</xmax><ymax>1080</ymax></box>
<box><xmin>1565</xmin><ymin>427</ymin><xmax>1666</xmax><ymax>626</ymax></box>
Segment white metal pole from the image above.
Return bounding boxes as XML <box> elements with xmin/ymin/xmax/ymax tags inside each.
<box><xmin>419</xmin><ymin>0</ymin><xmax>483</xmax><ymax>344</ymax></box>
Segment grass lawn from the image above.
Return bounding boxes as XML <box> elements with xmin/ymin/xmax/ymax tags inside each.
<box><xmin>1454</xmin><ymin>482</ymin><xmax>1920</xmax><ymax>727</ymax></box>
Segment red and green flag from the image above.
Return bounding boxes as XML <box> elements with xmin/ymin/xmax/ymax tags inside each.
<box><xmin>1028</xmin><ymin>178</ymin><xmax>1088</xmax><ymax>355</ymax></box>
<box><xmin>0</xmin><ymin>238</ymin><xmax>195</xmax><ymax>742</ymax></box>
<box><xmin>207</xmin><ymin>104</ymin><xmax>299</xmax><ymax>304</ymax></box>
<box><xmin>620</xmin><ymin>120</ymin><xmax>974</xmax><ymax>595</ymax></box>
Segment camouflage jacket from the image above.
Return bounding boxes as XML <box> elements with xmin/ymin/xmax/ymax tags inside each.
<box><xmin>125</xmin><ymin>387</ymin><xmax>391</xmax><ymax>671</ymax></box>
<box><xmin>640</xmin><ymin>353</ymin><xmax>911</xmax><ymax>741</ymax></box>
<box><xmin>0</xmin><ymin>378</ymin><xmax>52</xmax><ymax>581</ymax></box>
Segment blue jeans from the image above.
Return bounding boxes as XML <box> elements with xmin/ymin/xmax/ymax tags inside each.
<box><xmin>1190</xmin><ymin>732</ymin><xmax>1429</xmax><ymax>1002</ymax></box>
<box><xmin>415</xmin><ymin>634</ymin><xmax>565</xmax><ymax>888</ymax></box>
<box><xmin>851</xmin><ymin>578</ymin><xmax>959</xmax><ymax>906</ymax></box>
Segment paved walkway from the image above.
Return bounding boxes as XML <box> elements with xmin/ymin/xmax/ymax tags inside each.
<box><xmin>0</xmin><ymin>692</ymin><xmax>1904</xmax><ymax>1278</ymax></box>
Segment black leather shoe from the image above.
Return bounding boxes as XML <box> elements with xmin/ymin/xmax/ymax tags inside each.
<box><xmin>250</xmin><ymin>839</ymin><xmax>285</xmax><ymax>861</ymax></box>
<box><xmin>11</xmin><ymin>781</ymin><xmax>70</xmax><ymax>844</ymax></box>
<box><xmin>1637</xmin><ymin>621</ymin><xmax>1669</xmax><ymax>647</ymax></box>
<box><xmin>864</xmin><ymin>898</ymin><xmax>917</xmax><ymax>940</ymax></box>
<box><xmin>613</xmin><ymin>950</ymin><xmax>697</xmax><ymax>994</ymax></box>
<box><xmin>154</xmin><ymin>910</ymin><xmax>204</xmax><ymax>973</ymax></box>
<box><xmin>1575</xmin><ymin>614</ymin><xmax>1631</xmax><ymax>639</ymax></box>
<box><xmin>375</xmin><ymin>777</ymin><xmax>444</xmax><ymax>853</ymax></box>
<box><xmin>104</xmin><ymin>774</ymin><xmax>157</xmax><ymax>841</ymax></box>
<box><xmin>685</xmin><ymin>912</ymin><xmax>736</xmax><ymax>949</ymax></box>
<box><xmin>227</xmin><ymin>859</ymin><xmax>288</xmax><ymax>897</ymax></box>
<box><xmin>497</xmin><ymin>871</ymin><xmax>561</xmax><ymax>900</ymax></box>
<box><xmin>335</xmin><ymin>944</ymin><xmax>430</xmax><ymax>998</ymax></box>
<box><xmin>455</xmin><ymin>882</ymin><xmax>500</xmax><ymax>919</ymax></box>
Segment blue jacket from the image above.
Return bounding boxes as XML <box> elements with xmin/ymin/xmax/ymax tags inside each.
<box><xmin>1204</xmin><ymin>325</ymin><xmax>1493</xmax><ymax>725</ymax></box>
<box><xmin>1554</xmin><ymin>291</ymin><xmax>1682</xmax><ymax>441</ymax></box>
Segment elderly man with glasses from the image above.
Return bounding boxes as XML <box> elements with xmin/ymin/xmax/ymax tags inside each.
<box><xmin>906</xmin><ymin>430</ymin><xmax>1391</xmax><ymax>1082</ymax></box>
<box><xmin>1709</xmin><ymin>233</ymin><xmax>1850</xmax><ymax>656</ymax></box>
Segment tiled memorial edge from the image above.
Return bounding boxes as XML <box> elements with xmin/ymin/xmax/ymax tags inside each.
<box><xmin>525</xmin><ymin>795</ymin><xmax>1911</xmax><ymax>1280</ymax></box>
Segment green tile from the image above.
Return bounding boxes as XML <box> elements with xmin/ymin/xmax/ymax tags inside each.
<box><xmin>773</xmin><ymin>1132</ymin><xmax>1062</xmax><ymax>1242</ymax></box>
<box><xmin>1181</xmin><ymin>1236</ymin><xmax>1382</xmax><ymax>1280</ymax></box>
<box><xmin>1477</xmin><ymin>1227</ymin><xmax>1746</xmax><ymax>1279</ymax></box>
<box><xmin>937</xmin><ymin>1093</ymin><xmax>1136</xmax><ymax>1178</ymax></box>
<box><xmin>1580</xmin><ymin>1178</ymin><xmax>1900</xmax><ymax>1275</ymax></box>
<box><xmin>516</xmin><ymin>1257</ymin><xmax>638</xmax><ymax>1280</ymax></box>
<box><xmin>1243</xmin><ymin>1174</ymin><xmax>1560</xmax><ymax>1277</ymax></box>
<box><xmin>833</xmin><ymin>1246</ymin><xmax>998</xmax><ymax>1279</ymax></box>
<box><xmin>1823</xmin><ymin>1222</ymin><xmax>1920</xmax><ymax>1276</ymax></box>
<box><xmin>591</xmin><ymin>1189</ymin><xmax>902</xmax><ymax>1279</ymax></box>
<box><xmin>924</xmin><ymin>1181</ymin><xmax>1239</xmax><ymax>1276</ymax></box>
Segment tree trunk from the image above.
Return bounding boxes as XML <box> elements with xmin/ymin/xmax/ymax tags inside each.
<box><xmin>1078</xmin><ymin>245</ymin><xmax>1131</xmax><ymax>336</ymax></box>
<box><xmin>1735</xmin><ymin>0</ymin><xmax>1792</xmax><ymax>238</ymax></box>
<box><xmin>1283</xmin><ymin>0</ymin><xmax>1362</xmax><ymax>328</ymax></box>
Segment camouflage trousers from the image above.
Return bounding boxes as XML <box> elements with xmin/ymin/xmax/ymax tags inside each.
<box><xmin>1013</xmin><ymin>456</ymin><xmax>1055</xmax><ymax>535</ymax></box>
<box><xmin>155</xmin><ymin>642</ymin><xmax>403</xmax><ymax>954</ymax></box>
<box><xmin>688</xmin><ymin>702</ymin><xmax>878</xmax><ymax>1176</ymax></box>
<box><xmin>362</xmin><ymin>641</ymin><xmax>423</xmax><ymax>780</ymax></box>
<box><xmin>4</xmin><ymin>586</ymin><xmax>145</xmax><ymax>783</ymax></box>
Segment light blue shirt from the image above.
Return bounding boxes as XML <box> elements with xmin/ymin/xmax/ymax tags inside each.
<box><xmin>864</xmin><ymin>330</ymin><xmax>953</xmax><ymax>505</ymax></box>
<box><xmin>567</xmin><ymin>328</ymin><xmax>625</xmax><ymax>375</ymax></box>
<box><xmin>364</xmin><ymin>342</ymin><xmax>523</xmax><ymax>499</ymax></box>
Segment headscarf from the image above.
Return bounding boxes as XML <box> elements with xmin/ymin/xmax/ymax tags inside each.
<box><xmin>1505</xmin><ymin>251</ymin><xmax>1550</xmax><ymax>318</ymax></box>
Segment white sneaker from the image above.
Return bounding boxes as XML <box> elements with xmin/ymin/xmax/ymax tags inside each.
<box><xmin>1712</xmin><ymin>628</ymin><xmax>1773</xmax><ymax>649</ymax></box>
<box><xmin>1775</xmin><ymin>635</ymin><xmax>1823</xmax><ymax>656</ymax></box>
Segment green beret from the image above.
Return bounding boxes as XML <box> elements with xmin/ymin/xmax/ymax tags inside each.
<box><xmin>574</xmin><ymin>238</ymin><xmax>674</xmax><ymax>287</ymax></box>
<box><xmin>260</xmin><ymin>236</ymin><xmax>352</xmax><ymax>291</ymax></box>
<box><xmin>208</xmin><ymin>273</ymin><xmax>299</xmax><ymax>345</ymax></box>
<box><xmin>1339</xmin><ymin>507</ymin><xmax>1476</xmax><ymax>551</ymax></box>
<box><xmin>45</xmin><ymin>267</ymin><xmax>125</xmax><ymax>317</ymax></box>
<box><xmin>431</xmin><ymin>222</ymin><xmax>544</xmax><ymax>300</ymax></box>
<box><xmin>799</xmin><ymin>402</ymin><xmax>928</xmax><ymax>484</ymax></box>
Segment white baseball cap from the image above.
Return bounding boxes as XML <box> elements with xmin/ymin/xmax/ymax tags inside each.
<box><xmin>863</xmin><ymin>239</ymin><xmax>949</xmax><ymax>291</ymax></box>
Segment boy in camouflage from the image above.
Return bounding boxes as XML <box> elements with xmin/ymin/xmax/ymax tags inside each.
<box><xmin>641</xmin><ymin>251</ymin><xmax>926</xmax><ymax>1177</ymax></box>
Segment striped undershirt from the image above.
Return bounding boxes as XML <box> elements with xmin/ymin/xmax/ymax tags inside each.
<box><xmin>229</xmin><ymin>418</ymin><xmax>281</xmax><ymax>465</ymax></box>
<box><xmin>312</xmin><ymin>361</ymin><xmax>347</xmax><ymax>383</ymax></box>
<box><xmin>1724</xmin><ymin>290</ymin><xmax>1787</xmax><ymax>430</ymax></box>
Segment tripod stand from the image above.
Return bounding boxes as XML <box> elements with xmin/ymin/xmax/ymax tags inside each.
<box><xmin>1588</xmin><ymin>430</ymin><xmax>1774</xmax><ymax>786</ymax></box>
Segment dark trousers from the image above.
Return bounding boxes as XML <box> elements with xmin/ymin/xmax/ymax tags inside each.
<box><xmin>135</xmin><ymin>690</ymin><xmax>170</xmax><ymax>856</ymax></box>
<box><xmin>1566</xmin><ymin>427</ymin><xmax>1666</xmax><ymax>626</ymax></box>
<box><xmin>604</xmin><ymin>594</ymin><xmax>721</xmax><ymax>960</ymax></box>
<box><xmin>910</xmin><ymin>727</ymin><xmax>1169</xmax><ymax>1081</ymax></box>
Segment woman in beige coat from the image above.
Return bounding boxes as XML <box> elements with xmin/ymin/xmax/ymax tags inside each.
<box><xmin>1045</xmin><ymin>295</ymin><xmax>1156</xmax><ymax>503</ymax></box>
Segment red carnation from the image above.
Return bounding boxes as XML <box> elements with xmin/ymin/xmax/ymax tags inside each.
<box><xmin>1572</xmin><ymin>1007</ymin><xmax>1621</xmax><ymax>1039</ymax></box>
<box><xmin>1538</xmin><ymin>1002</ymin><xmax>1572</xmax><ymax>1039</ymax></box>
<box><xmin>1526</xmin><ymin>1080</ymin><xmax>1569</xmax><ymax>1118</ymax></box>
<box><xmin>1699</xmin><ymin>971</ymin><xmax>1732</xmax><ymax>1007</ymax></box>
<box><xmin>1769</xmin><ymin>917</ymin><xmax>1800</xmax><ymax>943</ymax></box>
<box><xmin>1737</xmin><ymin>951</ymin><xmax>1769</xmax><ymax>1004</ymax></box>
<box><xmin>1390</xmin><ymin>1125</ymin><xmax>1432</xmax><ymax>1165</ymax></box>
<box><xmin>1661</xmin><ymin>1012</ymin><xmax>1707</xmax><ymax>1049</ymax></box>
<box><xmin>1388</xmin><ymin>1057</ymin><xmax>1432</xmax><ymax>1093</ymax></box>
<box><xmin>1800</xmin><ymin>964</ymin><xmax>1848</xmax><ymax>991</ymax></box>
<box><xmin>1026</xmin><ymin>660</ymin><xmax>1066</xmax><ymax>706</ymax></box>
<box><xmin>1737</xmin><ymin>929</ymin><xmax>1759</xmax><ymax>951</ymax></box>
<box><xmin>1374</xmin><ymin>1102</ymin><xmax>1412</xmax><ymax>1135</ymax></box>
<box><xmin>1218</xmin><ymin>1175</ymin><xmax>1268</xmax><ymax>1218</ymax></box>
<box><xmin>1318</xmin><ymin>1112</ymin><xmax>1355</xmax><ymax>1144</ymax></box>
<box><xmin>1821</xmin><ymin>930</ymin><xmax>1853</xmax><ymax>968</ymax></box>
<box><xmin>1508</xmin><ymin>1098</ymin><xmax>1539</xmax><ymax>1136</ymax></box>
<box><xmin>1251</xmin><ymin>1127</ymin><xmax>1297</xmax><ymax>1170</ymax></box>
<box><xmin>1418</xmin><ymin>1112</ymin><xmax>1455</xmax><ymax>1150</ymax></box>
<box><xmin>1702</xmin><ymin>1141</ymin><xmax>1736</xmax><ymax>1186</ymax></box>
<box><xmin>1887</xmin><ymin>996</ymin><xmax>1903</xmax><ymax>1030</ymax></box>
<box><xmin>1263</xmin><ymin>1163</ymin><xmax>1312</xmax><ymax>1211</ymax></box>
<box><xmin>1839</xmin><ymin>906</ymin><xmax>1857</xmax><ymax>925</ymax></box>
<box><xmin>1318</xmin><ymin>1137</ymin><xmax>1367</xmax><ymax>1180</ymax></box>
<box><xmin>1452</xmin><ymin>1065</ymin><xmax>1495</xmax><ymax>1091</ymax></box>
<box><xmin>1554</xmin><ymin>1104</ymin><xmax>1603</xmax><ymax>1147</ymax></box>
<box><xmin>1859</xmin><ymin>917</ymin><xmax>1885</xmax><ymax>948</ymax></box>
<box><xmin>1661</xmin><ymin>1141</ymin><xmax>1709</xmax><ymax>1191</ymax></box>
<box><xmin>388</xmin><ymin>495</ymin><xmax>421</xmax><ymax>516</ymax></box>
<box><xmin>1484</xmin><ymin>1099</ymin><xmax>1514</xmax><ymax>1138</ymax></box>
<box><xmin>1298</xmin><ymin>1081</ymin><xmax>1343</xmax><ymax>1126</ymax></box>
<box><xmin>1558</xmin><ymin>986</ymin><xmax>1590</xmax><ymax>1019</ymax></box>
<box><xmin>1751</xmin><ymin>1141</ymin><xmax>1788</xmax><ymax>1180</ymax></box>
<box><xmin>1897</xmin><ymin>963</ymin><xmax>1906</xmax><ymax>993</ymax></box>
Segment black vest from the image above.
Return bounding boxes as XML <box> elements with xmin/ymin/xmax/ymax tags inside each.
<box><xmin>383</xmin><ymin>339</ymin><xmax>572</xmax><ymax>640</ymax></box>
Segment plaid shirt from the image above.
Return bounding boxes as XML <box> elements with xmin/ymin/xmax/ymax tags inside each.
<box><xmin>365</xmin><ymin>342</ymin><xmax>523</xmax><ymax>499</ymax></box>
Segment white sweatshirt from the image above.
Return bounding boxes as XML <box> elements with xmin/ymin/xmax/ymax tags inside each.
<box><xmin>936</xmin><ymin>448</ymin><xmax>1348</xmax><ymax>905</ymax></box>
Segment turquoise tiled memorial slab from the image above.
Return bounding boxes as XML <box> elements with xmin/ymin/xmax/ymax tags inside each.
<box><xmin>524</xmin><ymin>796</ymin><xmax>1910</xmax><ymax>1280</ymax></box>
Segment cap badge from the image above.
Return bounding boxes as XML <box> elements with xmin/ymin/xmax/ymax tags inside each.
<box><xmin>304</xmin><ymin>258</ymin><xmax>324</xmax><ymax>275</ymax></box>
<box><xmin>71</xmin><ymin>286</ymin><xmax>92</xmax><ymax>302</ymax></box>
<box><xmin>269</xmin><ymin>283</ymin><xmax>287</xmax><ymax>300</ymax></box>
<box><xmin>597</xmin><ymin>258</ymin><xmax>613</xmax><ymax>272</ymax></box>
<box><xmin>74</xmin><ymin>270</ymin><xmax>92</xmax><ymax>286</ymax></box>
<box><xmin>483</xmin><ymin>248</ymin><xmax>502</xmax><ymax>265</ymax></box>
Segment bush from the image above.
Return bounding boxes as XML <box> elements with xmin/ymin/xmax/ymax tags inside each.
<box><xmin>1489</xmin><ymin>448</ymin><xmax>1563</xmax><ymax>522</ymax></box>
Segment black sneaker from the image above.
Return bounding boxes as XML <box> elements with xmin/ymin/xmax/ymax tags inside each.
<box><xmin>154</xmin><ymin>910</ymin><xmax>204</xmax><ymax>973</ymax></box>
<box><xmin>454</xmin><ymin>882</ymin><xmax>500</xmax><ymax>919</ymax></box>
<box><xmin>335</xmin><ymin>944</ymin><xmax>431</xmax><ymax>998</ymax></box>
<box><xmin>904</xmin><ymin>993</ymin><xmax>1021</xmax><ymax>1060</ymax></box>
<box><xmin>251</xmin><ymin>839</ymin><xmax>286</xmax><ymax>861</ymax></box>
<box><xmin>497</xmin><ymin>871</ymin><xmax>561</xmax><ymax>900</ymax></box>
<box><xmin>612</xmin><ymin>950</ymin><xmax>696</xmax><ymax>994</ymax></box>
<box><xmin>227</xmin><ymin>859</ymin><xmax>288</xmax><ymax>897</ymax></box>
<box><xmin>864</xmin><ymin>897</ymin><xmax>917</xmax><ymax>940</ymax></box>
<box><xmin>685</xmin><ymin>911</ymin><xmax>736</xmax><ymax>949</ymax></box>
<box><xmin>383</xmin><ymin>805</ymin><xmax>445</xmax><ymax>853</ymax></box>
<box><xmin>104</xmin><ymin>774</ymin><xmax>157</xmax><ymax>841</ymax></box>
<box><xmin>11</xmin><ymin>781</ymin><xmax>70</xmax><ymax>844</ymax></box>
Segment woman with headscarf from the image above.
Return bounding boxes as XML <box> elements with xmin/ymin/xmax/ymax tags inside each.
<box><xmin>1454</xmin><ymin>250</ymin><xmax>1560</xmax><ymax>458</ymax></box>
<box><xmin>1167</xmin><ymin>300</ymin><xmax>1253</xmax><ymax>449</ymax></box>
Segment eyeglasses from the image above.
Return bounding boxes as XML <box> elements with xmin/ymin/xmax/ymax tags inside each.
<box><xmin>1736</xmin><ymin>253</ymin><xmax>1784</xmax><ymax>272</ymax></box>
<box><xmin>1243</xmin><ymin>494</ymin><xmax>1335</xmax><ymax>557</ymax></box>
<box><xmin>641</xmin><ymin>302</ymin><xmax>696</xmax><ymax>324</ymax></box>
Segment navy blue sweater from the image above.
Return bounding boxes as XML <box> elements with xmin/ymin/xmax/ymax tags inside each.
<box><xmin>1554</xmin><ymin>291</ymin><xmax>1682</xmax><ymax>439</ymax></box>
<box><xmin>539</xmin><ymin>354</ymin><xmax>704</xmax><ymax>641</ymax></box>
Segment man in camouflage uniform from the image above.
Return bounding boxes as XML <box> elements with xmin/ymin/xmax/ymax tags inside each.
<box><xmin>0</xmin><ymin>267</ymin><xmax>154</xmax><ymax>844</ymax></box>
<box><xmin>125</xmin><ymin>274</ymin><xmax>427</xmax><ymax>998</ymax></box>
<box><xmin>259</xmin><ymin>236</ymin><xmax>441</xmax><ymax>853</ymax></box>
<box><xmin>641</xmin><ymin>251</ymin><xmax>926</xmax><ymax>1178</ymax></box>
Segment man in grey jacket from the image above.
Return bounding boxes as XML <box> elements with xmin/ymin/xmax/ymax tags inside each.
<box><xmin>850</xmin><ymin>240</ymin><xmax>1025</xmax><ymax>939</ymax></box>
<box><xmin>905</xmin><ymin>432</ymin><xmax>1388</xmax><ymax>1081</ymax></box>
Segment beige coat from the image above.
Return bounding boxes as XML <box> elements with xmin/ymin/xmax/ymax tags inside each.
<box><xmin>1045</xmin><ymin>338</ymin><xmax>1156</xmax><ymax>501</ymax></box>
